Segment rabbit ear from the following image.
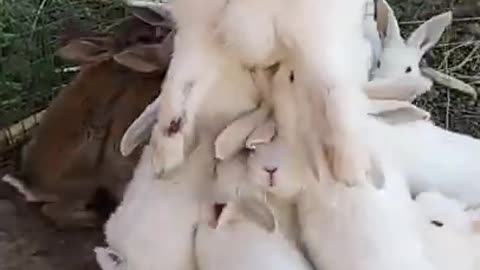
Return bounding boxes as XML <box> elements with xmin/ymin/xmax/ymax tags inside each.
<box><xmin>113</xmin><ymin>32</ymin><xmax>174</xmax><ymax>73</ymax></box>
<box><xmin>57</xmin><ymin>38</ymin><xmax>111</xmax><ymax>64</ymax></box>
<box><xmin>242</xmin><ymin>198</ymin><xmax>277</xmax><ymax>233</ymax></box>
<box><xmin>368</xmin><ymin>99</ymin><xmax>431</xmax><ymax>124</ymax></box>
<box><xmin>246</xmin><ymin>119</ymin><xmax>276</xmax><ymax>149</ymax></box>
<box><xmin>94</xmin><ymin>247</ymin><xmax>124</xmax><ymax>270</ymax></box>
<box><xmin>120</xmin><ymin>97</ymin><xmax>160</xmax><ymax>156</ymax></box>
<box><xmin>376</xmin><ymin>0</ymin><xmax>403</xmax><ymax>47</ymax></box>
<box><xmin>406</xmin><ymin>11</ymin><xmax>452</xmax><ymax>56</ymax></box>
<box><xmin>214</xmin><ymin>199</ymin><xmax>277</xmax><ymax>232</ymax></box>
<box><xmin>214</xmin><ymin>104</ymin><xmax>270</xmax><ymax>160</ymax></box>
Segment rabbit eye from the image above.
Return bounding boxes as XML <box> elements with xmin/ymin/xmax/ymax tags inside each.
<box><xmin>376</xmin><ymin>60</ymin><xmax>381</xmax><ymax>68</ymax></box>
<box><xmin>430</xmin><ymin>220</ymin><xmax>444</xmax><ymax>227</ymax></box>
<box><xmin>244</xmin><ymin>147</ymin><xmax>256</xmax><ymax>155</ymax></box>
<box><xmin>289</xmin><ymin>71</ymin><xmax>295</xmax><ymax>82</ymax></box>
<box><xmin>405</xmin><ymin>66</ymin><xmax>412</xmax><ymax>73</ymax></box>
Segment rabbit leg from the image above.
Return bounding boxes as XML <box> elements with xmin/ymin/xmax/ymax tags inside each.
<box><xmin>41</xmin><ymin>200</ymin><xmax>100</xmax><ymax>229</ymax></box>
<box><xmin>321</xmin><ymin>81</ymin><xmax>372</xmax><ymax>187</ymax></box>
<box><xmin>152</xmin><ymin>52</ymin><xmax>218</xmax><ymax>177</ymax></box>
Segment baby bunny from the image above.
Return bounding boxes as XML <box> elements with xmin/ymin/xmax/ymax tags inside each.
<box><xmin>194</xmin><ymin>198</ymin><xmax>314</xmax><ymax>270</ymax></box>
<box><xmin>213</xmin><ymin>104</ymin><xmax>303</xmax><ymax>246</ymax></box>
<box><xmin>101</xmin><ymin>142</ymin><xmax>214</xmax><ymax>270</ymax></box>
<box><xmin>20</xmin><ymin>15</ymin><xmax>174</xmax><ymax>228</ymax></box>
<box><xmin>364</xmin><ymin>112</ymin><xmax>480</xmax><ymax>207</ymax></box>
<box><xmin>365</xmin><ymin>0</ymin><xmax>451</xmax><ymax>101</ymax></box>
<box><xmin>141</xmin><ymin>0</ymin><xmax>375</xmax><ymax>188</ymax></box>
<box><xmin>243</xmin><ymin>117</ymin><xmax>437</xmax><ymax>270</ymax></box>
<box><xmin>414</xmin><ymin>192</ymin><xmax>480</xmax><ymax>270</ymax></box>
<box><xmin>241</xmin><ymin>64</ymin><xmax>436</xmax><ymax>270</ymax></box>
<box><xmin>249</xmin><ymin>126</ymin><xmax>436</xmax><ymax>270</ymax></box>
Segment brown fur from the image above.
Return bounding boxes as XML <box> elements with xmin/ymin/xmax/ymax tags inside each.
<box><xmin>21</xmin><ymin>13</ymin><xmax>173</xmax><ymax>228</ymax></box>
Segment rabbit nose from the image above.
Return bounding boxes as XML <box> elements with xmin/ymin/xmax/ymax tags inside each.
<box><xmin>264</xmin><ymin>167</ymin><xmax>277</xmax><ymax>187</ymax></box>
<box><xmin>264</xmin><ymin>167</ymin><xmax>277</xmax><ymax>175</ymax></box>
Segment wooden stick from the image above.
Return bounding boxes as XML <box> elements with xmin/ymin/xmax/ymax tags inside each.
<box><xmin>0</xmin><ymin>109</ymin><xmax>46</xmax><ymax>151</ymax></box>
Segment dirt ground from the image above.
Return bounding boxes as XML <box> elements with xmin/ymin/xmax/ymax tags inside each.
<box><xmin>0</xmin><ymin>181</ymin><xmax>102</xmax><ymax>270</ymax></box>
<box><xmin>0</xmin><ymin>1</ymin><xmax>479</xmax><ymax>270</ymax></box>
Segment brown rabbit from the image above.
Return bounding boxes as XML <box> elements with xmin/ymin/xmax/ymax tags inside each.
<box><xmin>20</xmin><ymin>11</ymin><xmax>174</xmax><ymax>229</ymax></box>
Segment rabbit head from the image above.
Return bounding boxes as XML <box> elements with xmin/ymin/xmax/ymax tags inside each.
<box><xmin>373</xmin><ymin>0</ymin><xmax>452</xmax><ymax>79</ymax></box>
<box><xmin>245</xmin><ymin>119</ymin><xmax>306</xmax><ymax>201</ymax></box>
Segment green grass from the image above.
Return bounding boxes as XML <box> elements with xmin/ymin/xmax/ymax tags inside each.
<box><xmin>0</xmin><ymin>0</ymin><xmax>126</xmax><ymax>128</ymax></box>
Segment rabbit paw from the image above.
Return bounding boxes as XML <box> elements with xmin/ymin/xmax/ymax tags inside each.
<box><xmin>328</xmin><ymin>139</ymin><xmax>371</xmax><ymax>187</ymax></box>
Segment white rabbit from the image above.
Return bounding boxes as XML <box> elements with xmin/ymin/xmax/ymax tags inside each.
<box><xmin>414</xmin><ymin>192</ymin><xmax>480</xmax><ymax>270</ymax></box>
<box><xmin>244</xmin><ymin>118</ymin><xmax>437</xmax><ymax>270</ymax></box>
<box><xmin>365</xmin><ymin>0</ymin><xmax>452</xmax><ymax>101</ymax></box>
<box><xmin>120</xmin><ymin>33</ymin><xmax>262</xmax><ymax>176</ymax></box>
<box><xmin>100</xmin><ymin>142</ymin><xmax>215</xmax><ymax>270</ymax></box>
<box><xmin>364</xmin><ymin>115</ymin><xmax>480</xmax><ymax>207</ymax></box>
<box><xmin>143</xmin><ymin>0</ymin><xmax>376</xmax><ymax>188</ymax></box>
<box><xmin>240</xmin><ymin>62</ymin><xmax>436</xmax><ymax>270</ymax></box>
<box><xmin>193</xmin><ymin>198</ymin><xmax>314</xmax><ymax>270</ymax></box>
<box><xmin>374</xmin><ymin>1</ymin><xmax>452</xmax><ymax>79</ymax></box>
<box><xmin>214</xmin><ymin>105</ymin><xmax>303</xmax><ymax>246</ymax></box>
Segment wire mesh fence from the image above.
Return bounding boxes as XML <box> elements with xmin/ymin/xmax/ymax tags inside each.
<box><xmin>0</xmin><ymin>0</ymin><xmax>127</xmax><ymax>127</ymax></box>
<box><xmin>0</xmin><ymin>0</ymin><xmax>127</xmax><ymax>175</ymax></box>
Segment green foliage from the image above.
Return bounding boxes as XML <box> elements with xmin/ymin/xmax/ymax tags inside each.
<box><xmin>0</xmin><ymin>0</ymin><xmax>126</xmax><ymax>127</ymax></box>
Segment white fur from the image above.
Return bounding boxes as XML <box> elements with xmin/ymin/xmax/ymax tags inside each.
<box><xmin>148</xmin><ymin>0</ymin><xmax>375</xmax><ymax>187</ymax></box>
<box><xmin>197</xmin><ymin>131</ymin><xmax>312</xmax><ymax>270</ymax></box>
<box><xmin>365</xmin><ymin>0</ymin><xmax>451</xmax><ymax>101</ymax></box>
<box><xmin>363</xmin><ymin>0</ymin><xmax>382</xmax><ymax>78</ymax></box>
<box><xmin>120</xmin><ymin>31</ymin><xmax>261</xmax><ymax>175</ymax></box>
<box><xmin>102</xmin><ymin>143</ymin><xmax>214</xmax><ymax>270</ymax></box>
<box><xmin>194</xmin><ymin>199</ymin><xmax>313</xmax><ymax>270</ymax></box>
<box><xmin>414</xmin><ymin>192</ymin><xmax>480</xmax><ymax>270</ymax></box>
<box><xmin>94</xmin><ymin>247</ymin><xmax>126</xmax><ymax>270</ymax></box>
<box><xmin>365</xmin><ymin>73</ymin><xmax>433</xmax><ymax>101</ymax></box>
<box><xmin>366</xmin><ymin>118</ymin><xmax>480</xmax><ymax>207</ymax></box>
<box><xmin>213</xmin><ymin>115</ymin><xmax>301</xmax><ymax>245</ymax></box>
<box><xmin>234</xmin><ymin>74</ymin><xmax>434</xmax><ymax>269</ymax></box>
<box><xmin>360</xmin><ymin>0</ymin><xmax>451</xmax><ymax>101</ymax></box>
<box><xmin>246</xmin><ymin>126</ymin><xmax>436</xmax><ymax>270</ymax></box>
<box><xmin>373</xmin><ymin>0</ymin><xmax>451</xmax><ymax>79</ymax></box>
<box><xmin>211</xmin><ymin>151</ymin><xmax>254</xmax><ymax>204</ymax></box>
